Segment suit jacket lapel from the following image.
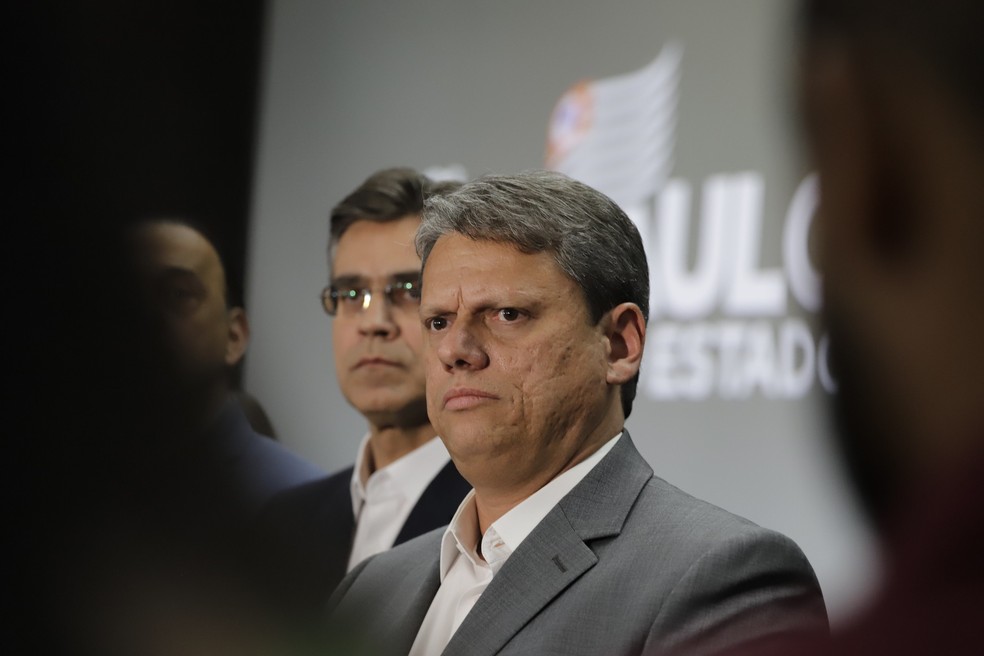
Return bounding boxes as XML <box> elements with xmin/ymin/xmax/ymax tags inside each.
<box><xmin>442</xmin><ymin>432</ymin><xmax>653</xmax><ymax>656</ymax></box>
<box><xmin>319</xmin><ymin>468</ymin><xmax>357</xmax><ymax>592</ymax></box>
<box><xmin>559</xmin><ymin>431</ymin><xmax>653</xmax><ymax>541</ymax></box>
<box><xmin>380</xmin><ymin>550</ymin><xmax>443</xmax><ymax>655</ymax></box>
<box><xmin>395</xmin><ymin>460</ymin><xmax>472</xmax><ymax>545</ymax></box>
<box><xmin>442</xmin><ymin>508</ymin><xmax>596</xmax><ymax>656</ymax></box>
<box><xmin>327</xmin><ymin>531</ymin><xmax>443</xmax><ymax>656</ymax></box>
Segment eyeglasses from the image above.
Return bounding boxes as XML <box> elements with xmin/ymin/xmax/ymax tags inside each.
<box><xmin>321</xmin><ymin>280</ymin><xmax>421</xmax><ymax>317</ymax></box>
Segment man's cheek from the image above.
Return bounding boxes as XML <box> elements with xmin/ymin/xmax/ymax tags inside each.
<box><xmin>425</xmin><ymin>378</ymin><xmax>444</xmax><ymax>418</ymax></box>
<box><xmin>493</xmin><ymin>344</ymin><xmax>537</xmax><ymax>376</ymax></box>
<box><xmin>333</xmin><ymin>326</ymin><xmax>361</xmax><ymax>359</ymax></box>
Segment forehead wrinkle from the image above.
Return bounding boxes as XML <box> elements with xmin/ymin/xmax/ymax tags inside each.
<box><xmin>422</xmin><ymin>280</ymin><xmax>544</xmax><ymax>315</ymax></box>
<box><xmin>418</xmin><ymin>284</ymin><xmax>462</xmax><ymax>318</ymax></box>
<box><xmin>421</xmin><ymin>234</ymin><xmax>569</xmax><ymax>316</ymax></box>
<box><xmin>463</xmin><ymin>287</ymin><xmax>543</xmax><ymax>313</ymax></box>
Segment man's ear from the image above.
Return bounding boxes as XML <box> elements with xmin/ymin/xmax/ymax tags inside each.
<box><xmin>603</xmin><ymin>303</ymin><xmax>646</xmax><ymax>385</ymax></box>
<box><xmin>225</xmin><ymin>307</ymin><xmax>250</xmax><ymax>367</ymax></box>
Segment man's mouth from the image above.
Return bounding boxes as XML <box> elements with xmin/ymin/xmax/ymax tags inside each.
<box><xmin>354</xmin><ymin>356</ymin><xmax>401</xmax><ymax>370</ymax></box>
<box><xmin>442</xmin><ymin>387</ymin><xmax>499</xmax><ymax>410</ymax></box>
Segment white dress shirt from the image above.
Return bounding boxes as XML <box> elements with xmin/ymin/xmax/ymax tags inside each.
<box><xmin>408</xmin><ymin>433</ymin><xmax>622</xmax><ymax>656</ymax></box>
<box><xmin>347</xmin><ymin>434</ymin><xmax>452</xmax><ymax>571</ymax></box>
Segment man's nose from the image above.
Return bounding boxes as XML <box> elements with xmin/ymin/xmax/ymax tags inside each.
<box><xmin>436</xmin><ymin>319</ymin><xmax>489</xmax><ymax>371</ymax></box>
<box><xmin>357</xmin><ymin>292</ymin><xmax>398</xmax><ymax>338</ymax></box>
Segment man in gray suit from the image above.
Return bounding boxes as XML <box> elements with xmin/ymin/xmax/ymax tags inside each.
<box><xmin>327</xmin><ymin>171</ymin><xmax>828</xmax><ymax>655</ymax></box>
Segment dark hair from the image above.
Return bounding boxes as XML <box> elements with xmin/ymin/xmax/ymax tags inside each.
<box><xmin>328</xmin><ymin>167</ymin><xmax>447</xmax><ymax>272</ymax></box>
<box><xmin>801</xmin><ymin>0</ymin><xmax>984</xmax><ymax>122</ymax></box>
<box><xmin>416</xmin><ymin>170</ymin><xmax>649</xmax><ymax>419</ymax></box>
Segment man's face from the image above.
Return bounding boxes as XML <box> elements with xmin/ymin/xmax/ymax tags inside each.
<box><xmin>132</xmin><ymin>223</ymin><xmax>239</xmax><ymax>385</ymax></box>
<box><xmin>419</xmin><ymin>234</ymin><xmax>616</xmax><ymax>490</ymax></box>
<box><xmin>331</xmin><ymin>215</ymin><xmax>428</xmax><ymax>428</ymax></box>
<box><xmin>800</xmin><ymin>41</ymin><xmax>953</xmax><ymax>524</ymax></box>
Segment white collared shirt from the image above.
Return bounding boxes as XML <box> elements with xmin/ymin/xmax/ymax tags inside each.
<box><xmin>347</xmin><ymin>434</ymin><xmax>452</xmax><ymax>571</ymax></box>
<box><xmin>408</xmin><ymin>432</ymin><xmax>622</xmax><ymax>656</ymax></box>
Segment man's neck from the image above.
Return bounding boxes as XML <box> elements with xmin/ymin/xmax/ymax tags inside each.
<box><xmin>471</xmin><ymin>425</ymin><xmax>621</xmax><ymax>535</ymax></box>
<box><xmin>474</xmin><ymin>492</ymin><xmax>531</xmax><ymax>538</ymax></box>
<box><xmin>204</xmin><ymin>385</ymin><xmax>231</xmax><ymax>426</ymax></box>
<box><xmin>363</xmin><ymin>422</ymin><xmax>438</xmax><ymax>480</ymax></box>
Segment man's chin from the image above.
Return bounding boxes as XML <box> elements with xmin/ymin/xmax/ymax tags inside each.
<box><xmin>356</xmin><ymin>395</ymin><xmax>430</xmax><ymax>429</ymax></box>
<box><xmin>438</xmin><ymin>423</ymin><xmax>512</xmax><ymax>459</ymax></box>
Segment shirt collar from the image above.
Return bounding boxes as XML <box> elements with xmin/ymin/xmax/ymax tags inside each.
<box><xmin>440</xmin><ymin>489</ymin><xmax>480</xmax><ymax>578</ymax></box>
<box><xmin>349</xmin><ymin>433</ymin><xmax>451</xmax><ymax>518</ymax></box>
<box><xmin>439</xmin><ymin>432</ymin><xmax>622</xmax><ymax>580</ymax></box>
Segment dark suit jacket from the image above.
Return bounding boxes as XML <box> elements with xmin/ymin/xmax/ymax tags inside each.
<box><xmin>207</xmin><ymin>399</ymin><xmax>327</xmax><ymax>510</ymax></box>
<box><xmin>262</xmin><ymin>455</ymin><xmax>470</xmax><ymax>613</ymax></box>
<box><xmin>327</xmin><ymin>432</ymin><xmax>829</xmax><ymax>655</ymax></box>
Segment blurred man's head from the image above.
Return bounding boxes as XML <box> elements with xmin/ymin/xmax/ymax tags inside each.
<box><xmin>415</xmin><ymin>171</ymin><xmax>647</xmax><ymax>493</ymax></box>
<box><xmin>131</xmin><ymin>220</ymin><xmax>249</xmax><ymax>421</ymax></box>
<box><xmin>324</xmin><ymin>168</ymin><xmax>457</xmax><ymax>431</ymax></box>
<box><xmin>799</xmin><ymin>0</ymin><xmax>984</xmax><ymax>526</ymax></box>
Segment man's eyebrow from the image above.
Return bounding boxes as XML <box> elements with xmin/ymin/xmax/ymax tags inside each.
<box><xmin>157</xmin><ymin>266</ymin><xmax>202</xmax><ymax>284</ymax></box>
<box><xmin>331</xmin><ymin>272</ymin><xmax>421</xmax><ymax>287</ymax></box>
<box><xmin>389</xmin><ymin>270</ymin><xmax>422</xmax><ymax>283</ymax></box>
<box><xmin>330</xmin><ymin>274</ymin><xmax>368</xmax><ymax>288</ymax></box>
<box><xmin>418</xmin><ymin>301</ymin><xmax>452</xmax><ymax>318</ymax></box>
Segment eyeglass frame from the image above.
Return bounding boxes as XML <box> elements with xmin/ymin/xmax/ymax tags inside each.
<box><xmin>321</xmin><ymin>278</ymin><xmax>421</xmax><ymax>317</ymax></box>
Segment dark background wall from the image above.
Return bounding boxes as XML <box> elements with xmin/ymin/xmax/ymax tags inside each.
<box><xmin>14</xmin><ymin>0</ymin><xmax>263</xmax><ymax>304</ymax></box>
<box><xmin>9</xmin><ymin>3</ymin><xmax>264</xmax><ymax>652</ymax></box>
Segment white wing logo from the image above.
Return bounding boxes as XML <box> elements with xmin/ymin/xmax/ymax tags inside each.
<box><xmin>546</xmin><ymin>42</ymin><xmax>683</xmax><ymax>208</ymax></box>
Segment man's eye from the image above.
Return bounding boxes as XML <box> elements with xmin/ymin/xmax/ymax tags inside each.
<box><xmin>156</xmin><ymin>285</ymin><xmax>203</xmax><ymax>317</ymax></box>
<box><xmin>403</xmin><ymin>282</ymin><xmax>421</xmax><ymax>300</ymax></box>
<box><xmin>426</xmin><ymin>317</ymin><xmax>448</xmax><ymax>331</ymax></box>
<box><xmin>162</xmin><ymin>285</ymin><xmax>201</xmax><ymax>307</ymax></box>
<box><xmin>392</xmin><ymin>282</ymin><xmax>420</xmax><ymax>306</ymax></box>
<box><xmin>338</xmin><ymin>289</ymin><xmax>364</xmax><ymax>304</ymax></box>
<box><xmin>498</xmin><ymin>308</ymin><xmax>522</xmax><ymax>322</ymax></box>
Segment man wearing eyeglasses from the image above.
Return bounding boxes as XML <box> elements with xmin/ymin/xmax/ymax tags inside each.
<box><xmin>269</xmin><ymin>168</ymin><xmax>470</xmax><ymax>606</ymax></box>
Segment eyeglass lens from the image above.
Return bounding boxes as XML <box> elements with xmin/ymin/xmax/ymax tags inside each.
<box><xmin>323</xmin><ymin>281</ymin><xmax>420</xmax><ymax>315</ymax></box>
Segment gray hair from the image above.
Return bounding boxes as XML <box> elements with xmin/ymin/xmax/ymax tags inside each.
<box><xmin>416</xmin><ymin>170</ymin><xmax>649</xmax><ymax>418</ymax></box>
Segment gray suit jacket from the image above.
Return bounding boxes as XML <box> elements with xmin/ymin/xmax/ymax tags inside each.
<box><xmin>326</xmin><ymin>432</ymin><xmax>828</xmax><ymax>655</ymax></box>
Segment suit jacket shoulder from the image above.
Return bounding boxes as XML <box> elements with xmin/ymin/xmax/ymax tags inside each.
<box><xmin>263</xmin><ymin>458</ymin><xmax>470</xmax><ymax>612</ymax></box>
<box><xmin>396</xmin><ymin>459</ymin><xmax>472</xmax><ymax>545</ymax></box>
<box><xmin>624</xmin><ymin>474</ymin><xmax>828</xmax><ymax>655</ymax></box>
<box><xmin>328</xmin><ymin>432</ymin><xmax>827</xmax><ymax>656</ymax></box>
<box><xmin>210</xmin><ymin>399</ymin><xmax>328</xmax><ymax>508</ymax></box>
<box><xmin>257</xmin><ymin>466</ymin><xmax>355</xmax><ymax>615</ymax></box>
<box><xmin>326</xmin><ymin>528</ymin><xmax>445</xmax><ymax>655</ymax></box>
